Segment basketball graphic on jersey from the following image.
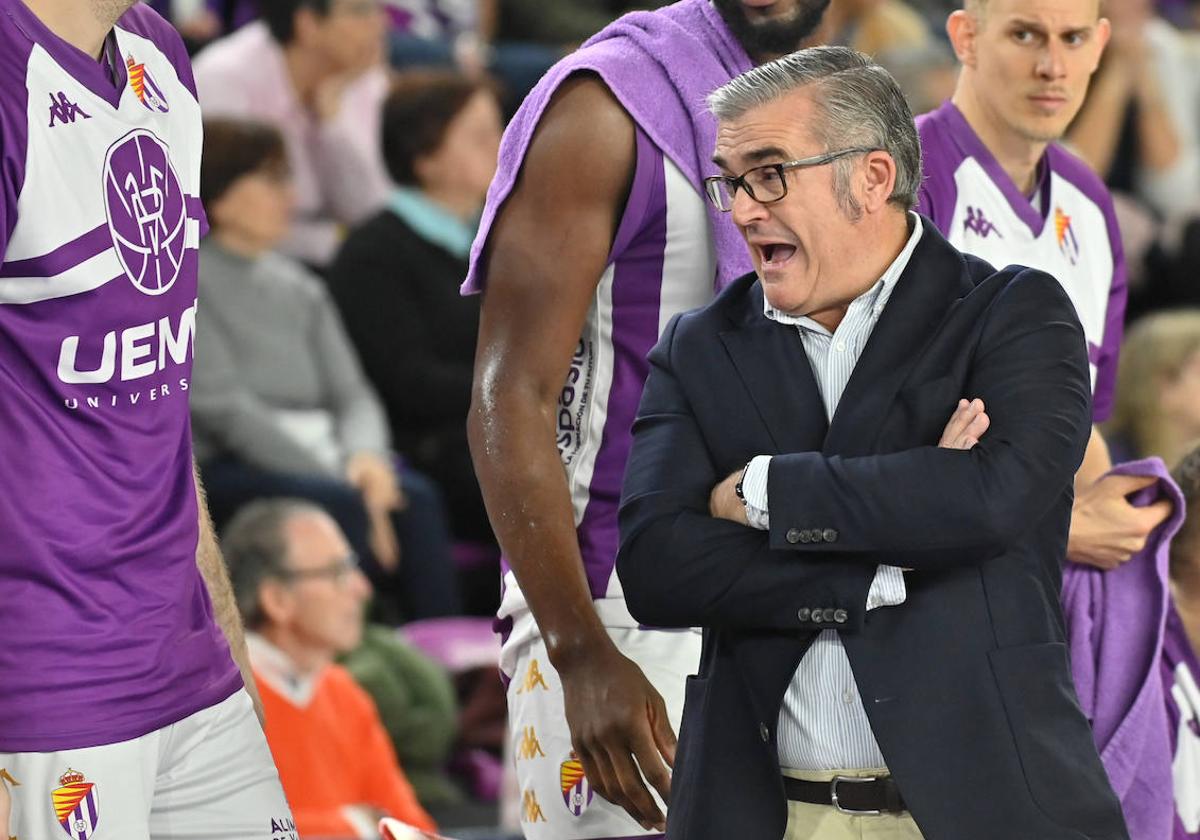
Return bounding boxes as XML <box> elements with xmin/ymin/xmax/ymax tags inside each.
<box><xmin>51</xmin><ymin>769</ymin><xmax>100</xmax><ymax>840</ymax></box>
<box><xmin>103</xmin><ymin>129</ymin><xmax>187</xmax><ymax>296</ymax></box>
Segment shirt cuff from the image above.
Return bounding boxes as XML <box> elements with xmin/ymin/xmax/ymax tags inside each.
<box><xmin>866</xmin><ymin>565</ymin><xmax>907</xmax><ymax>611</ymax></box>
<box><xmin>742</xmin><ymin>455</ymin><xmax>772</xmax><ymax>530</ymax></box>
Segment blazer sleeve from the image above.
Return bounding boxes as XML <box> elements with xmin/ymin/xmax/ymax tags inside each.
<box><xmin>766</xmin><ymin>268</ymin><xmax>1091</xmax><ymax>565</ymax></box>
<box><xmin>617</xmin><ymin>314</ymin><xmax>876</xmax><ymax>632</ymax></box>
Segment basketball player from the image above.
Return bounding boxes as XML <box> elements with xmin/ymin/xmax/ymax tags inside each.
<box><xmin>464</xmin><ymin>1</ymin><xmax>831</xmax><ymax>837</ymax></box>
<box><xmin>916</xmin><ymin>0</ymin><xmax>1170</xmax><ymax>569</ymax></box>
<box><xmin>0</xmin><ymin>0</ymin><xmax>293</xmax><ymax>835</ymax></box>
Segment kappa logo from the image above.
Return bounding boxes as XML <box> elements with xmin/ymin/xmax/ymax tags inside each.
<box><xmin>1</xmin><ymin>767</ymin><xmax>19</xmax><ymax>840</ymax></box>
<box><xmin>521</xmin><ymin>789</ymin><xmax>547</xmax><ymax>823</ymax></box>
<box><xmin>963</xmin><ymin>206</ymin><xmax>1002</xmax><ymax>240</ymax></box>
<box><xmin>47</xmin><ymin>91</ymin><xmax>90</xmax><ymax>127</ymax></box>
<box><xmin>51</xmin><ymin>769</ymin><xmax>99</xmax><ymax>840</ymax></box>
<box><xmin>516</xmin><ymin>726</ymin><xmax>545</xmax><ymax>761</ymax></box>
<box><xmin>516</xmin><ymin>659</ymin><xmax>550</xmax><ymax>694</ymax></box>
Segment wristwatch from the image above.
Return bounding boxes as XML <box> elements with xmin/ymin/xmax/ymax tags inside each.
<box><xmin>734</xmin><ymin>460</ymin><xmax>752</xmax><ymax>506</ymax></box>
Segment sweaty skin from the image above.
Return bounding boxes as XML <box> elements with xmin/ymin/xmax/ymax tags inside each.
<box><xmin>467</xmin><ymin>75</ymin><xmax>679</xmax><ymax>832</ymax></box>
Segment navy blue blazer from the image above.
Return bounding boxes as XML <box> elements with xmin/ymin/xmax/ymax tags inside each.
<box><xmin>617</xmin><ymin>221</ymin><xmax>1128</xmax><ymax>840</ymax></box>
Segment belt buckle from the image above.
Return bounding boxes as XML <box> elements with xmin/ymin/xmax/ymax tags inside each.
<box><xmin>830</xmin><ymin>775</ymin><xmax>881</xmax><ymax>816</ymax></box>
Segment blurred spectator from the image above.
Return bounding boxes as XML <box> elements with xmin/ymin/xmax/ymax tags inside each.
<box><xmin>328</xmin><ymin>72</ymin><xmax>501</xmax><ymax>548</ymax></box>
<box><xmin>193</xmin><ymin>117</ymin><xmax>461</xmax><ymax>621</ymax></box>
<box><xmin>1106</xmin><ymin>310</ymin><xmax>1200</xmax><ymax>466</ymax></box>
<box><xmin>223</xmin><ymin>499</ymin><xmax>439</xmax><ymax>838</ymax></box>
<box><xmin>815</xmin><ymin>0</ymin><xmax>933</xmax><ymax>60</ymax></box>
<box><xmin>1068</xmin><ymin>0</ymin><xmax>1199</xmax><ymax>222</ymax></box>
<box><xmin>192</xmin><ymin>0</ymin><xmax>392</xmax><ymax>267</ymax></box>
<box><xmin>1166</xmin><ymin>450</ymin><xmax>1200</xmax><ymax>836</ymax></box>
<box><xmin>495</xmin><ymin>0</ymin><xmax>667</xmax><ymax>48</ymax></box>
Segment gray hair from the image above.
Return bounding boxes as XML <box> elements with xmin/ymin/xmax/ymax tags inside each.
<box><xmin>707</xmin><ymin>45</ymin><xmax>922</xmax><ymax>215</ymax></box>
<box><xmin>221</xmin><ymin>498</ymin><xmax>326</xmax><ymax>629</ymax></box>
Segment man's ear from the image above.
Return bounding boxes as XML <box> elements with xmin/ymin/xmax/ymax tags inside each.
<box><xmin>947</xmin><ymin>9</ymin><xmax>979</xmax><ymax>68</ymax></box>
<box><xmin>259</xmin><ymin>579</ymin><xmax>292</xmax><ymax>627</ymax></box>
<box><xmin>861</xmin><ymin>151</ymin><xmax>899</xmax><ymax>214</ymax></box>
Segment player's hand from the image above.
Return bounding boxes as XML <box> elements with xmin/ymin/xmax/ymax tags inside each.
<box><xmin>709</xmin><ymin>468</ymin><xmax>750</xmax><ymax>526</ymax></box>
<box><xmin>559</xmin><ymin>643</ymin><xmax>675</xmax><ymax>832</ymax></box>
<box><xmin>1068</xmin><ymin>473</ymin><xmax>1172</xmax><ymax>570</ymax></box>
<box><xmin>938</xmin><ymin>398</ymin><xmax>990</xmax><ymax>450</ymax></box>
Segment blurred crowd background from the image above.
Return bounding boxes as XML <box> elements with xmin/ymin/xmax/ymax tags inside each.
<box><xmin>152</xmin><ymin>0</ymin><xmax>1200</xmax><ymax>835</ymax></box>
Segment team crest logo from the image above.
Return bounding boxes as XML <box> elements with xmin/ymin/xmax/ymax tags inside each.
<box><xmin>103</xmin><ymin>129</ymin><xmax>188</xmax><ymax>296</ymax></box>
<box><xmin>560</xmin><ymin>754</ymin><xmax>594</xmax><ymax>817</ymax></box>
<box><xmin>51</xmin><ymin>769</ymin><xmax>99</xmax><ymax>840</ymax></box>
<box><xmin>1055</xmin><ymin>206</ymin><xmax>1080</xmax><ymax>265</ymax></box>
<box><xmin>126</xmin><ymin>54</ymin><xmax>169</xmax><ymax>113</ymax></box>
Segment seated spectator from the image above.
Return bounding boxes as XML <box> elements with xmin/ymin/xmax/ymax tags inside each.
<box><xmin>816</xmin><ymin>0</ymin><xmax>933</xmax><ymax>62</ymax></box>
<box><xmin>328</xmin><ymin>73</ymin><xmax>501</xmax><ymax>548</ymax></box>
<box><xmin>222</xmin><ymin>499</ymin><xmax>439</xmax><ymax>838</ymax></box>
<box><xmin>193</xmin><ymin>117</ymin><xmax>461</xmax><ymax>621</ymax></box>
<box><xmin>1106</xmin><ymin>310</ymin><xmax>1200</xmax><ymax>466</ymax></box>
<box><xmin>193</xmin><ymin>0</ymin><xmax>393</xmax><ymax>267</ymax></box>
<box><xmin>1166</xmin><ymin>450</ymin><xmax>1200</xmax><ymax>835</ymax></box>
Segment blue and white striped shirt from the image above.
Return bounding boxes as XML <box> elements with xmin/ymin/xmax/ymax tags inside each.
<box><xmin>741</xmin><ymin>213</ymin><xmax>923</xmax><ymax>770</ymax></box>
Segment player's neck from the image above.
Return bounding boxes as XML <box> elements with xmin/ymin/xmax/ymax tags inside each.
<box><xmin>21</xmin><ymin>0</ymin><xmax>122</xmax><ymax>59</ymax></box>
<box><xmin>951</xmin><ymin>85</ymin><xmax>1047</xmax><ymax>196</ymax></box>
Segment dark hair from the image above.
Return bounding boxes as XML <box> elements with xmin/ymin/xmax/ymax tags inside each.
<box><xmin>258</xmin><ymin>0</ymin><xmax>332</xmax><ymax>44</ymax></box>
<box><xmin>222</xmin><ymin>498</ymin><xmax>325</xmax><ymax>629</ymax></box>
<box><xmin>381</xmin><ymin>70</ymin><xmax>497</xmax><ymax>187</ymax></box>
<box><xmin>200</xmin><ymin>118</ymin><xmax>288</xmax><ymax>221</ymax></box>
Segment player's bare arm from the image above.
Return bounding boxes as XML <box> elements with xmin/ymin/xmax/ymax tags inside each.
<box><xmin>467</xmin><ymin>74</ymin><xmax>674</xmax><ymax>832</ymax></box>
<box><xmin>193</xmin><ymin>461</ymin><xmax>265</xmax><ymax>724</ymax></box>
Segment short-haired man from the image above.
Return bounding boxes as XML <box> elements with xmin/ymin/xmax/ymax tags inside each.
<box><xmin>618</xmin><ymin>46</ymin><xmax>1127</xmax><ymax>840</ymax></box>
<box><xmin>465</xmin><ymin>1</ymin><xmax>831</xmax><ymax>835</ymax></box>
<box><xmin>0</xmin><ymin>0</ymin><xmax>292</xmax><ymax>834</ymax></box>
<box><xmin>192</xmin><ymin>0</ymin><xmax>391</xmax><ymax>266</ymax></box>
<box><xmin>224</xmin><ymin>499</ymin><xmax>438</xmax><ymax>839</ymax></box>
<box><xmin>916</xmin><ymin>0</ymin><xmax>1170</xmax><ymax>570</ymax></box>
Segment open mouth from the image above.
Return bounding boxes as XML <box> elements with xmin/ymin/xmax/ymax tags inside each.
<box><xmin>760</xmin><ymin>242</ymin><xmax>798</xmax><ymax>267</ymax></box>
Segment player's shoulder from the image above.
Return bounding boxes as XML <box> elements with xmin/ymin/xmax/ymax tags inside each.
<box><xmin>0</xmin><ymin>0</ymin><xmax>38</xmax><ymax>91</ymax></box>
<box><xmin>915</xmin><ymin>101</ymin><xmax>970</xmax><ymax>168</ymax></box>
<box><xmin>1045</xmin><ymin>141</ymin><xmax>1116</xmax><ymax>213</ymax></box>
<box><xmin>115</xmin><ymin>2</ymin><xmax>198</xmax><ymax>96</ymax></box>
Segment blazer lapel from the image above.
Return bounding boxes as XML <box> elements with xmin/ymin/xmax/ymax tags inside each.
<box><xmin>823</xmin><ymin>225</ymin><xmax>973</xmax><ymax>456</ymax></box>
<box><xmin>719</xmin><ymin>284</ymin><xmax>828</xmax><ymax>454</ymax></box>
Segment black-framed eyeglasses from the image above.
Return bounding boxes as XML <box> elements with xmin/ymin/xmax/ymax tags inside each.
<box><xmin>703</xmin><ymin>147</ymin><xmax>882</xmax><ymax>213</ymax></box>
<box><xmin>277</xmin><ymin>552</ymin><xmax>361</xmax><ymax>587</ymax></box>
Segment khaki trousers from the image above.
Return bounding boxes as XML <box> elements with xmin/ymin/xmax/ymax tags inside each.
<box><xmin>783</xmin><ymin>768</ymin><xmax>925</xmax><ymax>840</ymax></box>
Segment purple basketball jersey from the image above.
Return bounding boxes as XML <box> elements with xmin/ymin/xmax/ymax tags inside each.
<box><xmin>0</xmin><ymin>0</ymin><xmax>240</xmax><ymax>751</ymax></box>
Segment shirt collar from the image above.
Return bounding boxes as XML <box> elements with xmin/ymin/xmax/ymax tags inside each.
<box><xmin>388</xmin><ymin>186</ymin><xmax>477</xmax><ymax>259</ymax></box>
<box><xmin>764</xmin><ymin>212</ymin><xmax>923</xmax><ymax>334</ymax></box>
<box><xmin>246</xmin><ymin>631</ymin><xmax>322</xmax><ymax>708</ymax></box>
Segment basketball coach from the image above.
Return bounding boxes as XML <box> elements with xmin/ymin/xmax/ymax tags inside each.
<box><xmin>616</xmin><ymin>47</ymin><xmax>1128</xmax><ymax>840</ymax></box>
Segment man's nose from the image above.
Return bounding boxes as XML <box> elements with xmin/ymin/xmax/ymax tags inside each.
<box><xmin>730</xmin><ymin>185</ymin><xmax>769</xmax><ymax>228</ymax></box>
<box><xmin>1036</xmin><ymin>40</ymin><xmax>1067</xmax><ymax>79</ymax></box>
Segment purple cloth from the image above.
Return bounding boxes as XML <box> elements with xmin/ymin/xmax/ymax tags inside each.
<box><xmin>1162</xmin><ymin>602</ymin><xmax>1200</xmax><ymax>838</ymax></box>
<box><xmin>1063</xmin><ymin>457</ymin><xmax>1185</xmax><ymax>840</ymax></box>
<box><xmin>463</xmin><ymin>0</ymin><xmax>754</xmax><ymax>295</ymax></box>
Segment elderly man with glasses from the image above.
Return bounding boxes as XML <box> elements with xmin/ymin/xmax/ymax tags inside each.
<box><xmin>223</xmin><ymin>499</ymin><xmax>438</xmax><ymax>839</ymax></box>
<box><xmin>616</xmin><ymin>46</ymin><xmax>1127</xmax><ymax>840</ymax></box>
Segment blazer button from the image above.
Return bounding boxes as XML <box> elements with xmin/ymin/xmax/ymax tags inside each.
<box><xmin>797</xmin><ymin>607</ymin><xmax>811</xmax><ymax>622</ymax></box>
<box><xmin>799</xmin><ymin>530</ymin><xmax>813</xmax><ymax>543</ymax></box>
<box><xmin>833</xmin><ymin>609</ymin><xmax>848</xmax><ymax>624</ymax></box>
<box><xmin>821</xmin><ymin>608</ymin><xmax>836</xmax><ymax>622</ymax></box>
<box><xmin>759</xmin><ymin>722</ymin><xmax>770</xmax><ymax>742</ymax></box>
<box><xmin>823</xmin><ymin>528</ymin><xmax>839</xmax><ymax>543</ymax></box>
<box><xmin>786</xmin><ymin>528</ymin><xmax>802</xmax><ymax>544</ymax></box>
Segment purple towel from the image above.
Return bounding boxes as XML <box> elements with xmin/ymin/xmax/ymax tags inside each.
<box><xmin>1062</xmin><ymin>457</ymin><xmax>1185</xmax><ymax>840</ymax></box>
<box><xmin>463</xmin><ymin>0</ymin><xmax>755</xmax><ymax>295</ymax></box>
<box><xmin>1162</xmin><ymin>602</ymin><xmax>1200</xmax><ymax>838</ymax></box>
